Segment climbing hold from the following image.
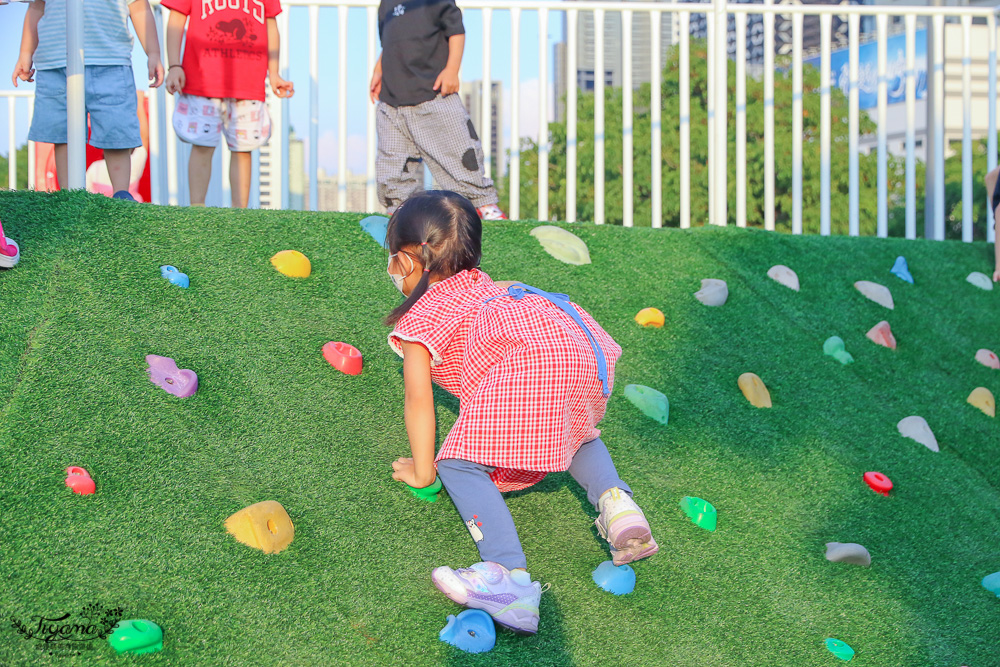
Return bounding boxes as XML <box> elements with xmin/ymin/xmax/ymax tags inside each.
<box><xmin>825</xmin><ymin>542</ymin><xmax>871</xmax><ymax>567</ymax></box>
<box><xmin>823</xmin><ymin>336</ymin><xmax>855</xmax><ymax>365</ymax></box>
<box><xmin>146</xmin><ymin>355</ymin><xmax>198</xmax><ymax>398</ymax></box>
<box><xmin>0</xmin><ymin>217</ymin><xmax>19</xmax><ymax>269</ymax></box>
<box><xmin>863</xmin><ymin>471</ymin><xmax>892</xmax><ymax>496</ymax></box>
<box><xmin>967</xmin><ymin>387</ymin><xmax>996</xmax><ymax>418</ymax></box>
<box><xmin>529</xmin><ymin>225</ymin><xmax>591</xmax><ymax>265</ymax></box>
<box><xmin>322</xmin><ymin>341</ymin><xmax>363</xmax><ymax>376</ymax></box>
<box><xmin>967</xmin><ymin>271</ymin><xmax>994</xmax><ymax>291</ymax></box>
<box><xmin>982</xmin><ymin>571</ymin><xmax>1000</xmax><ymax>597</ymax></box>
<box><xmin>439</xmin><ymin>609</ymin><xmax>496</xmax><ymax>653</ymax></box>
<box><xmin>359</xmin><ymin>215</ymin><xmax>389</xmax><ymax>247</ymax></box>
<box><xmin>592</xmin><ymin>560</ymin><xmax>636</xmax><ymax>595</ymax></box>
<box><xmin>854</xmin><ymin>281</ymin><xmax>894</xmax><ymax>309</ymax></box>
<box><xmin>407</xmin><ymin>477</ymin><xmax>443</xmax><ymax>503</ymax></box>
<box><xmin>695</xmin><ymin>279</ymin><xmax>728</xmax><ymax>306</ymax></box>
<box><xmin>65</xmin><ymin>466</ymin><xmax>96</xmax><ymax>495</ymax></box>
<box><xmin>824</xmin><ymin>638</ymin><xmax>855</xmax><ymax>661</ymax></box>
<box><xmin>975</xmin><ymin>349</ymin><xmax>1000</xmax><ymax>369</ymax></box>
<box><xmin>225</xmin><ymin>501</ymin><xmax>295</xmax><ymax>554</ymax></box>
<box><xmin>890</xmin><ymin>256</ymin><xmax>913</xmax><ymax>283</ymax></box>
<box><xmin>738</xmin><ymin>372</ymin><xmax>772</xmax><ymax>408</ymax></box>
<box><xmin>108</xmin><ymin>619</ymin><xmax>164</xmax><ymax>655</ymax></box>
<box><xmin>897</xmin><ymin>416</ymin><xmax>939</xmax><ymax>452</ymax></box>
<box><xmin>679</xmin><ymin>496</ymin><xmax>717</xmax><ymax>531</ymax></box>
<box><xmin>624</xmin><ymin>384</ymin><xmax>669</xmax><ymax>425</ymax></box>
<box><xmin>767</xmin><ymin>265</ymin><xmax>800</xmax><ymax>291</ymax></box>
<box><xmin>270</xmin><ymin>250</ymin><xmax>312</xmax><ymax>278</ymax></box>
<box><xmin>866</xmin><ymin>321</ymin><xmax>897</xmax><ymax>349</ymax></box>
<box><xmin>159</xmin><ymin>265</ymin><xmax>189</xmax><ymax>288</ymax></box>
<box><xmin>634</xmin><ymin>307</ymin><xmax>665</xmax><ymax>328</ymax></box>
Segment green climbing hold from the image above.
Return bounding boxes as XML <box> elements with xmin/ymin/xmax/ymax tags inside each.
<box><xmin>407</xmin><ymin>477</ymin><xmax>443</xmax><ymax>503</ymax></box>
<box><xmin>824</xmin><ymin>638</ymin><xmax>855</xmax><ymax>661</ymax></box>
<box><xmin>823</xmin><ymin>336</ymin><xmax>854</xmax><ymax>365</ymax></box>
<box><xmin>529</xmin><ymin>225</ymin><xmax>591</xmax><ymax>265</ymax></box>
<box><xmin>679</xmin><ymin>496</ymin><xmax>717</xmax><ymax>531</ymax></box>
<box><xmin>107</xmin><ymin>619</ymin><xmax>163</xmax><ymax>655</ymax></box>
<box><xmin>624</xmin><ymin>384</ymin><xmax>669</xmax><ymax>425</ymax></box>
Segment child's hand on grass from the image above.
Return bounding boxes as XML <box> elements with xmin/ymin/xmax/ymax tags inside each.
<box><xmin>270</xmin><ymin>73</ymin><xmax>295</xmax><ymax>98</ymax></box>
<box><xmin>433</xmin><ymin>67</ymin><xmax>459</xmax><ymax>96</ymax></box>
<box><xmin>147</xmin><ymin>55</ymin><xmax>164</xmax><ymax>88</ymax></box>
<box><xmin>11</xmin><ymin>56</ymin><xmax>34</xmax><ymax>87</ymax></box>
<box><xmin>391</xmin><ymin>457</ymin><xmax>435</xmax><ymax>488</ymax></box>
<box><xmin>165</xmin><ymin>66</ymin><xmax>184</xmax><ymax>95</ymax></box>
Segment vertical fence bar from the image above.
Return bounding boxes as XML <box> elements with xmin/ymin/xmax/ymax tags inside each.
<box><xmin>7</xmin><ymin>97</ymin><xmax>15</xmax><ymax>190</ymax></box>
<box><xmin>367</xmin><ymin>6</ymin><xmax>378</xmax><ymax>213</ymax></box>
<box><xmin>736</xmin><ymin>10</ymin><xmax>747</xmax><ymax>228</ymax></box>
<box><xmin>714</xmin><ymin>0</ymin><xmax>727</xmax><ymax>226</ymax></box>
<box><xmin>877</xmin><ymin>13</ymin><xmax>888</xmax><ymax>238</ymax></box>
<box><xmin>623</xmin><ymin>9</ymin><xmax>633</xmax><ymax>227</ymax></box>
<box><xmin>905</xmin><ymin>14</ymin><xmax>916</xmax><ymax>239</ymax></box>
<box><xmin>220</xmin><ymin>144</ymin><xmax>231</xmax><ymax>207</ymax></box>
<box><xmin>338</xmin><ymin>5</ymin><xmax>348</xmax><ymax>211</ymax></box>
<box><xmin>27</xmin><ymin>98</ymin><xmax>35</xmax><ymax>191</ymax></box>
<box><xmin>989</xmin><ymin>13</ymin><xmax>997</xmax><ymax>244</ymax></box>
<box><xmin>594</xmin><ymin>8</ymin><xmax>604</xmax><ymax>224</ymax></box>
<box><xmin>763</xmin><ymin>0</ymin><xmax>775</xmax><ymax>231</ymax></box>
<box><xmin>932</xmin><ymin>14</ymin><xmax>945</xmax><ymax>240</ymax></box>
<box><xmin>792</xmin><ymin>13</ymin><xmax>802</xmax><ymax>234</ymax></box>
<box><xmin>680</xmin><ymin>11</ymin><xmax>690</xmax><ymax>229</ymax></box>
<box><xmin>707</xmin><ymin>4</ymin><xmax>715</xmax><ymax>226</ymax></box>
<box><xmin>482</xmin><ymin>8</ymin><xmax>493</xmax><ymax>181</ymax></box>
<box><xmin>820</xmin><ymin>13</ymin><xmax>831</xmax><ymax>236</ymax></box>
<box><xmin>564</xmin><ymin>8</ymin><xmax>574</xmax><ymax>222</ymax></box>
<box><xmin>511</xmin><ymin>7</ymin><xmax>522</xmax><ymax>221</ymax></box>
<box><xmin>278</xmin><ymin>9</ymin><xmax>290</xmax><ymax>208</ymax></box>
<box><xmin>66</xmin><ymin>0</ymin><xmax>86</xmax><ymax>189</ymax></box>
<box><xmin>166</xmin><ymin>91</ymin><xmax>178</xmax><ymax>205</ymax></box>
<box><xmin>538</xmin><ymin>7</ymin><xmax>549</xmax><ymax>221</ymax></box>
<box><xmin>651</xmin><ymin>10</ymin><xmax>662</xmax><ymax>228</ymax></box>
<box><xmin>962</xmin><ymin>15</ymin><xmax>972</xmax><ymax>242</ymax></box>
<box><xmin>310</xmin><ymin>5</ymin><xmax>319</xmax><ymax>212</ymax></box>
<box><xmin>148</xmin><ymin>35</ymin><xmax>162</xmax><ymax>204</ymax></box>
<box><xmin>849</xmin><ymin>14</ymin><xmax>860</xmax><ymax>236</ymax></box>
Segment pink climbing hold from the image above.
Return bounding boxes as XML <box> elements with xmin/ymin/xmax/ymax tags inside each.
<box><xmin>975</xmin><ymin>349</ymin><xmax>999</xmax><ymax>370</ymax></box>
<box><xmin>866</xmin><ymin>321</ymin><xmax>897</xmax><ymax>350</ymax></box>
<box><xmin>323</xmin><ymin>341</ymin><xmax>363</xmax><ymax>376</ymax></box>
<box><xmin>146</xmin><ymin>355</ymin><xmax>199</xmax><ymax>398</ymax></box>
<box><xmin>65</xmin><ymin>466</ymin><xmax>96</xmax><ymax>495</ymax></box>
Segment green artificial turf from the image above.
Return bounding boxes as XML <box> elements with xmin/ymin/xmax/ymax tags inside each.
<box><xmin>1</xmin><ymin>190</ymin><xmax>998</xmax><ymax>666</ymax></box>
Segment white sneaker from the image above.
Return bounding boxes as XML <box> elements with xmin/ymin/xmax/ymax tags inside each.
<box><xmin>595</xmin><ymin>488</ymin><xmax>659</xmax><ymax>565</ymax></box>
<box><xmin>476</xmin><ymin>204</ymin><xmax>507</xmax><ymax>221</ymax></box>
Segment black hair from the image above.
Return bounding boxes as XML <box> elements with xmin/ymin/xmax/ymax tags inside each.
<box><xmin>383</xmin><ymin>191</ymin><xmax>482</xmax><ymax>326</ymax></box>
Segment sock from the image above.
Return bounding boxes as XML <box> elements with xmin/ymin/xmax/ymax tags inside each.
<box><xmin>510</xmin><ymin>568</ymin><xmax>531</xmax><ymax>586</ymax></box>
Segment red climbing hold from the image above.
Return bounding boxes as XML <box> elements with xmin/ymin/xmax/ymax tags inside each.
<box><xmin>863</xmin><ymin>471</ymin><xmax>892</xmax><ymax>496</ymax></box>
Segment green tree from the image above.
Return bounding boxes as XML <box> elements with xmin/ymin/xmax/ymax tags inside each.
<box><xmin>0</xmin><ymin>143</ymin><xmax>30</xmax><ymax>192</ymax></box>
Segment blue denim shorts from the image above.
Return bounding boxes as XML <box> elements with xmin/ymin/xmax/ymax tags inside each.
<box><xmin>28</xmin><ymin>65</ymin><xmax>141</xmax><ymax>150</ymax></box>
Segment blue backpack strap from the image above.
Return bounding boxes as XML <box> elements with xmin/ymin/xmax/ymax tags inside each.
<box><xmin>484</xmin><ymin>283</ymin><xmax>611</xmax><ymax>396</ymax></box>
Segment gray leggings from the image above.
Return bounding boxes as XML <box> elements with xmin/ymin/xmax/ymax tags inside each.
<box><xmin>435</xmin><ymin>438</ymin><xmax>631</xmax><ymax>571</ymax></box>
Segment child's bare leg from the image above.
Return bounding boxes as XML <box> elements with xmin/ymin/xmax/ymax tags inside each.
<box><xmin>103</xmin><ymin>149</ymin><xmax>132</xmax><ymax>194</ymax></box>
<box><xmin>53</xmin><ymin>144</ymin><xmax>68</xmax><ymax>189</ymax></box>
<box><xmin>230</xmin><ymin>151</ymin><xmax>251</xmax><ymax>208</ymax></box>
<box><xmin>189</xmin><ymin>145</ymin><xmax>216</xmax><ymax>206</ymax></box>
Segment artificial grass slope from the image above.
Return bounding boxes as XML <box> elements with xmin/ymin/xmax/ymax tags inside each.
<box><xmin>0</xmin><ymin>190</ymin><xmax>996</xmax><ymax>667</ymax></box>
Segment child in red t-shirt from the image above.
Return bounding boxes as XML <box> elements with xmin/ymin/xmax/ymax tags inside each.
<box><xmin>162</xmin><ymin>0</ymin><xmax>294</xmax><ymax>208</ymax></box>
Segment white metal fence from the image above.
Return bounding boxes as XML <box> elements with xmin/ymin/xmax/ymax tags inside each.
<box><xmin>1</xmin><ymin>0</ymin><xmax>998</xmax><ymax>243</ymax></box>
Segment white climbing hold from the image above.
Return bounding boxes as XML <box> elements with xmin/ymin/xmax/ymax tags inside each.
<box><xmin>854</xmin><ymin>281</ymin><xmax>894</xmax><ymax>309</ymax></box>
<box><xmin>529</xmin><ymin>226</ymin><xmax>591</xmax><ymax>265</ymax></box>
<box><xmin>695</xmin><ymin>279</ymin><xmax>728</xmax><ymax>306</ymax></box>
<box><xmin>897</xmin><ymin>415</ymin><xmax>939</xmax><ymax>452</ymax></box>
<box><xmin>767</xmin><ymin>265</ymin><xmax>800</xmax><ymax>291</ymax></box>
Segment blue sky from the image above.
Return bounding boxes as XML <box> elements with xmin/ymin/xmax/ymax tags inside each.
<box><xmin>0</xmin><ymin>2</ymin><xmax>562</xmax><ymax>174</ymax></box>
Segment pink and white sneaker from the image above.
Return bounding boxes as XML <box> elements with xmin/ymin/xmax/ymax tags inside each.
<box><xmin>476</xmin><ymin>204</ymin><xmax>507</xmax><ymax>220</ymax></box>
<box><xmin>595</xmin><ymin>487</ymin><xmax>659</xmax><ymax>565</ymax></box>
<box><xmin>431</xmin><ymin>561</ymin><xmax>543</xmax><ymax>634</ymax></box>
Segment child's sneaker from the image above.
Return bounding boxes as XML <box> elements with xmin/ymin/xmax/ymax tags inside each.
<box><xmin>476</xmin><ymin>204</ymin><xmax>507</xmax><ymax>220</ymax></box>
<box><xmin>595</xmin><ymin>487</ymin><xmax>658</xmax><ymax>565</ymax></box>
<box><xmin>431</xmin><ymin>561</ymin><xmax>542</xmax><ymax>635</ymax></box>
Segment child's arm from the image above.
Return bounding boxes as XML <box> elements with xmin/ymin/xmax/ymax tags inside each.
<box><xmin>390</xmin><ymin>341</ymin><xmax>438</xmax><ymax>488</ymax></box>
<box><xmin>369</xmin><ymin>54</ymin><xmax>382</xmax><ymax>104</ymax></box>
<box><xmin>163</xmin><ymin>10</ymin><xmax>187</xmax><ymax>94</ymax></box>
<box><xmin>129</xmin><ymin>0</ymin><xmax>164</xmax><ymax>88</ymax></box>
<box><xmin>433</xmin><ymin>34</ymin><xmax>464</xmax><ymax>96</ymax></box>
<box><xmin>266</xmin><ymin>17</ymin><xmax>294</xmax><ymax>98</ymax></box>
<box><xmin>11</xmin><ymin>1</ymin><xmax>44</xmax><ymax>88</ymax></box>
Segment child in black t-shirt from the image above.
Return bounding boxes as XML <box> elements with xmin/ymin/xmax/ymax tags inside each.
<box><xmin>370</xmin><ymin>0</ymin><xmax>506</xmax><ymax>220</ymax></box>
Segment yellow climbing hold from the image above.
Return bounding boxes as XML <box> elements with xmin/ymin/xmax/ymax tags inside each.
<box><xmin>225</xmin><ymin>501</ymin><xmax>295</xmax><ymax>554</ymax></box>
<box><xmin>634</xmin><ymin>308</ymin><xmax>665</xmax><ymax>328</ymax></box>
<box><xmin>738</xmin><ymin>372</ymin><xmax>772</xmax><ymax>408</ymax></box>
<box><xmin>270</xmin><ymin>250</ymin><xmax>312</xmax><ymax>278</ymax></box>
<box><xmin>967</xmin><ymin>387</ymin><xmax>996</xmax><ymax>418</ymax></box>
<box><xmin>529</xmin><ymin>225</ymin><xmax>591</xmax><ymax>265</ymax></box>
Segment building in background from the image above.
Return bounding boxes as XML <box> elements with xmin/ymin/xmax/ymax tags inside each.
<box><xmin>315</xmin><ymin>168</ymin><xmax>370</xmax><ymax>212</ymax></box>
<box><xmin>288</xmin><ymin>129</ymin><xmax>304</xmax><ymax>211</ymax></box>
<box><xmin>460</xmin><ymin>80</ymin><xmax>504</xmax><ymax>180</ymax></box>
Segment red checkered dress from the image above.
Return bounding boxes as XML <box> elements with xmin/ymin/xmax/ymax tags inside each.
<box><xmin>388</xmin><ymin>269</ymin><xmax>622</xmax><ymax>492</ymax></box>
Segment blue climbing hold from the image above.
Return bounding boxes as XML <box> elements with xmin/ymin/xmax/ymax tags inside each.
<box><xmin>982</xmin><ymin>571</ymin><xmax>1000</xmax><ymax>597</ymax></box>
<box><xmin>439</xmin><ymin>609</ymin><xmax>496</xmax><ymax>653</ymax></box>
<box><xmin>592</xmin><ymin>560</ymin><xmax>636</xmax><ymax>595</ymax></box>
<box><xmin>890</xmin><ymin>256</ymin><xmax>913</xmax><ymax>284</ymax></box>
<box><xmin>160</xmin><ymin>265</ymin><xmax>189</xmax><ymax>288</ymax></box>
<box><xmin>360</xmin><ymin>215</ymin><xmax>389</xmax><ymax>248</ymax></box>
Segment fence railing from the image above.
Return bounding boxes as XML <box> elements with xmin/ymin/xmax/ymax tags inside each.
<box><xmin>2</xmin><ymin>0</ymin><xmax>998</xmax><ymax>243</ymax></box>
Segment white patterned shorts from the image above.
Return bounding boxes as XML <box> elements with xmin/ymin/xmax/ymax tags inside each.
<box><xmin>172</xmin><ymin>94</ymin><xmax>271</xmax><ymax>152</ymax></box>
